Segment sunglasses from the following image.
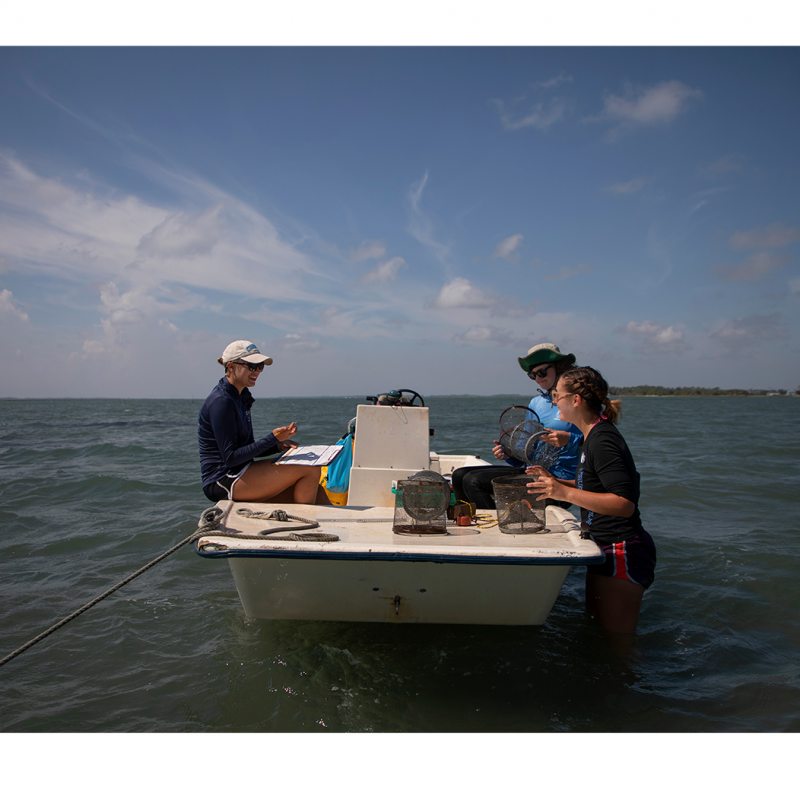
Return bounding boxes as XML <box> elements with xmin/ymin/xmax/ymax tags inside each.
<box><xmin>551</xmin><ymin>390</ymin><xmax>576</xmax><ymax>403</ymax></box>
<box><xmin>235</xmin><ymin>361</ymin><xmax>266</xmax><ymax>373</ymax></box>
<box><xmin>529</xmin><ymin>365</ymin><xmax>552</xmax><ymax>380</ymax></box>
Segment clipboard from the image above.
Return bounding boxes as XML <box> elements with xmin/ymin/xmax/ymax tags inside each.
<box><xmin>276</xmin><ymin>444</ymin><xmax>343</xmax><ymax>467</ymax></box>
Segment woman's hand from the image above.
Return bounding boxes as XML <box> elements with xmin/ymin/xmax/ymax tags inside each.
<box><xmin>525</xmin><ymin>465</ymin><xmax>568</xmax><ymax>502</ymax></box>
<box><xmin>491</xmin><ymin>440</ymin><xmax>507</xmax><ymax>460</ymax></box>
<box><xmin>541</xmin><ymin>428</ymin><xmax>570</xmax><ymax>447</ymax></box>
<box><xmin>273</xmin><ymin>421</ymin><xmax>298</xmax><ymax>442</ymax></box>
<box><xmin>526</xmin><ymin>466</ymin><xmax>633</xmax><ymax>516</ymax></box>
<box><xmin>525</xmin><ymin>465</ymin><xmax>551</xmax><ymax>477</ymax></box>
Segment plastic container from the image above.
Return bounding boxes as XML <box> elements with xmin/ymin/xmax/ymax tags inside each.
<box><xmin>492</xmin><ymin>474</ymin><xmax>547</xmax><ymax>534</ymax></box>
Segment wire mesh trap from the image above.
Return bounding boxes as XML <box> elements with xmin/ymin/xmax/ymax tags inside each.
<box><xmin>492</xmin><ymin>474</ymin><xmax>547</xmax><ymax>534</ymax></box>
<box><xmin>393</xmin><ymin>470</ymin><xmax>451</xmax><ymax>535</ymax></box>
<box><xmin>498</xmin><ymin>405</ymin><xmax>561</xmax><ymax>469</ymax></box>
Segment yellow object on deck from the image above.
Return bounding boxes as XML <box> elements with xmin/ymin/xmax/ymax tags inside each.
<box><xmin>320</xmin><ymin>465</ymin><xmax>348</xmax><ymax>506</ymax></box>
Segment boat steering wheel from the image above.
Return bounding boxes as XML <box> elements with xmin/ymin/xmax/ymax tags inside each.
<box><xmin>367</xmin><ymin>389</ymin><xmax>427</xmax><ymax>407</ymax></box>
<box><xmin>395</xmin><ymin>389</ymin><xmax>426</xmax><ymax>407</ymax></box>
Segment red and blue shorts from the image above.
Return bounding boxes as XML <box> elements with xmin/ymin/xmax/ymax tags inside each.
<box><xmin>588</xmin><ymin>529</ymin><xmax>656</xmax><ymax>589</ymax></box>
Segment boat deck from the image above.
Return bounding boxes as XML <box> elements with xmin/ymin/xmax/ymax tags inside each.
<box><xmin>196</xmin><ymin>501</ymin><xmax>603</xmax><ymax>565</ymax></box>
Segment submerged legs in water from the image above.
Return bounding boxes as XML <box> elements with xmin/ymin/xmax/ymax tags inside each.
<box><xmin>585</xmin><ymin>572</ymin><xmax>644</xmax><ymax>635</ymax></box>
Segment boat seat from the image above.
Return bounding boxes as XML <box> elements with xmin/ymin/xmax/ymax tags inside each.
<box><xmin>347</xmin><ymin>404</ymin><xmax>431</xmax><ymax>507</ymax></box>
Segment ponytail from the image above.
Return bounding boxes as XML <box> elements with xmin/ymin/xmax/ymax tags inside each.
<box><xmin>604</xmin><ymin>398</ymin><xmax>622</xmax><ymax>424</ymax></box>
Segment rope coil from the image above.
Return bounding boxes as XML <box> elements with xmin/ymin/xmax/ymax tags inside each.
<box><xmin>195</xmin><ymin>507</ymin><xmax>341</xmax><ymax>550</ymax></box>
<box><xmin>233</xmin><ymin>507</ymin><xmax>339</xmax><ymax>542</ymax></box>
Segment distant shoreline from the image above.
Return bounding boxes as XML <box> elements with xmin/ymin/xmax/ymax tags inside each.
<box><xmin>609</xmin><ymin>387</ymin><xmax>799</xmax><ymax>397</ymax></box>
<box><xmin>1</xmin><ymin>390</ymin><xmax>799</xmax><ymax>401</ymax></box>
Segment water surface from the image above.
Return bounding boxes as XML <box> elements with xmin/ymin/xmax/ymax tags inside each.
<box><xmin>1</xmin><ymin>395</ymin><xmax>798</xmax><ymax>733</ymax></box>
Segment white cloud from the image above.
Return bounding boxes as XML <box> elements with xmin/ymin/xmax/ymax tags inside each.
<box><xmin>709</xmin><ymin>313</ymin><xmax>784</xmax><ymax>347</ymax></box>
<box><xmin>0</xmin><ymin>151</ymin><xmax>384</xmax><ymax>370</ymax></box>
<box><xmin>350</xmin><ymin>240</ymin><xmax>386</xmax><ymax>262</ymax></box>
<box><xmin>0</xmin><ymin>154</ymin><xmax>163</xmax><ymax>282</ymax></box>
<box><xmin>458</xmin><ymin>325</ymin><xmax>518</xmax><ymax>347</ymax></box>
<box><xmin>714</xmin><ymin>252</ymin><xmax>789</xmax><ymax>281</ymax></box>
<box><xmin>281</xmin><ymin>333</ymin><xmax>321</xmax><ymax>351</ymax></box>
<box><xmin>462</xmin><ymin>325</ymin><xmax>494</xmax><ymax>342</ymax></box>
<box><xmin>729</xmin><ymin>223</ymin><xmax>800</xmax><ymax>250</ymax></box>
<box><xmin>623</xmin><ymin>320</ymin><xmax>685</xmax><ymax>351</ymax></box>
<box><xmin>702</xmin><ymin>154</ymin><xmax>745</xmax><ymax>176</ymax></box>
<box><xmin>606</xmin><ymin>177</ymin><xmax>647</xmax><ymax>195</ymax></box>
<box><xmin>492</xmin><ymin>233</ymin><xmax>523</xmax><ymax>260</ymax></box>
<box><xmin>80</xmin><ymin>281</ymin><xmax>202</xmax><ymax>356</ymax></box>
<box><xmin>686</xmin><ymin>186</ymin><xmax>731</xmax><ymax>217</ymax></box>
<box><xmin>0</xmin><ymin>289</ymin><xmax>29</xmax><ymax>321</ymax></box>
<box><xmin>543</xmin><ymin>264</ymin><xmax>592</xmax><ymax>281</ymax></box>
<box><xmin>535</xmin><ymin>73</ymin><xmax>573</xmax><ymax>91</ymax></box>
<box><xmin>362</xmin><ymin>256</ymin><xmax>406</xmax><ymax>284</ymax></box>
<box><xmin>493</xmin><ymin>97</ymin><xmax>567</xmax><ymax>131</ymax></box>
<box><xmin>596</xmin><ymin>81</ymin><xmax>702</xmax><ymax>131</ymax></box>
<box><xmin>137</xmin><ymin>207</ymin><xmax>222</xmax><ymax>258</ymax></box>
<box><xmin>0</xmin><ymin>153</ymin><xmax>321</xmax><ymax>304</ymax></box>
<box><xmin>435</xmin><ymin>277</ymin><xmax>493</xmax><ymax>309</ymax></box>
<box><xmin>407</xmin><ymin>171</ymin><xmax>451</xmax><ymax>267</ymax></box>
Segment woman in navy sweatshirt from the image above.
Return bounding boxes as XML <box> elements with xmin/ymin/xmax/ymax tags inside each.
<box><xmin>198</xmin><ymin>340</ymin><xmax>324</xmax><ymax>504</ymax></box>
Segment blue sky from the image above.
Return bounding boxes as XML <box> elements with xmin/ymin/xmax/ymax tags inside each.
<box><xmin>1</xmin><ymin>34</ymin><xmax>799</xmax><ymax>396</ymax></box>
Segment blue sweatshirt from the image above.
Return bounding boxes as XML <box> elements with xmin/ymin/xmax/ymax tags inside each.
<box><xmin>198</xmin><ymin>377</ymin><xmax>280</xmax><ymax>489</ymax></box>
<box><xmin>505</xmin><ymin>391</ymin><xmax>583</xmax><ymax>480</ymax></box>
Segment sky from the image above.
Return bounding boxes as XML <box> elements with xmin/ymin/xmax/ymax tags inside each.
<box><xmin>1</xmin><ymin>8</ymin><xmax>799</xmax><ymax>397</ymax></box>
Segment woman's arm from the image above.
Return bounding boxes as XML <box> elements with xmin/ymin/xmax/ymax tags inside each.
<box><xmin>525</xmin><ymin>466</ymin><xmax>634</xmax><ymax>517</ymax></box>
<box><xmin>208</xmin><ymin>396</ymin><xmax>281</xmax><ymax>468</ymax></box>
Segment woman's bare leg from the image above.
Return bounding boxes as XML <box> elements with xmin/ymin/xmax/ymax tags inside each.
<box><xmin>585</xmin><ymin>572</ymin><xmax>644</xmax><ymax>635</ymax></box>
<box><xmin>316</xmin><ymin>484</ymin><xmax>332</xmax><ymax>505</ymax></box>
<box><xmin>232</xmin><ymin>461</ymin><xmax>322</xmax><ymax>504</ymax></box>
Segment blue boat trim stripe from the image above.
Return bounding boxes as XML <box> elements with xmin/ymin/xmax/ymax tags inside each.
<box><xmin>196</xmin><ymin>547</ymin><xmax>605</xmax><ymax>565</ymax></box>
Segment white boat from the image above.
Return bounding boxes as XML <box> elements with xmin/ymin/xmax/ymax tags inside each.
<box><xmin>195</xmin><ymin>398</ymin><xmax>603</xmax><ymax>626</ymax></box>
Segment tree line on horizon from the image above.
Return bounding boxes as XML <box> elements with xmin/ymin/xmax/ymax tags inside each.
<box><xmin>609</xmin><ymin>385</ymin><xmax>798</xmax><ymax>396</ymax></box>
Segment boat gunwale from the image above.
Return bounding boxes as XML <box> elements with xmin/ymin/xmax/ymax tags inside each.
<box><xmin>194</xmin><ymin>545</ymin><xmax>605</xmax><ymax>565</ymax></box>
<box><xmin>195</xmin><ymin>498</ymin><xmax>604</xmax><ymax>564</ymax></box>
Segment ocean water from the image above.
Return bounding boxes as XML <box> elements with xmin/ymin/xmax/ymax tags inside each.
<box><xmin>1</xmin><ymin>395</ymin><xmax>799</xmax><ymax>734</ymax></box>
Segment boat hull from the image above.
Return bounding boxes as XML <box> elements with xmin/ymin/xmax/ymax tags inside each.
<box><xmin>227</xmin><ymin>556</ymin><xmax>572</xmax><ymax>625</ymax></box>
<box><xmin>197</xmin><ymin>499</ymin><xmax>602</xmax><ymax>626</ymax></box>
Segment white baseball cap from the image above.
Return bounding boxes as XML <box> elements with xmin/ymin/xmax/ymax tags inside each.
<box><xmin>217</xmin><ymin>340</ymin><xmax>273</xmax><ymax>366</ymax></box>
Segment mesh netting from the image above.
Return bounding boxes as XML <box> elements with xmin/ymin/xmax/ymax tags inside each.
<box><xmin>497</xmin><ymin>405</ymin><xmax>561</xmax><ymax>469</ymax></box>
<box><xmin>392</xmin><ymin>470</ymin><xmax>450</xmax><ymax>535</ymax></box>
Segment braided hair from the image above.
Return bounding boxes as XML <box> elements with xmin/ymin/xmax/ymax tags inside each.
<box><xmin>559</xmin><ymin>366</ymin><xmax>622</xmax><ymax>424</ymax></box>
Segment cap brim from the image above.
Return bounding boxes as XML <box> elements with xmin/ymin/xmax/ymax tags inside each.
<box><xmin>519</xmin><ymin>352</ymin><xmax>575</xmax><ymax>371</ymax></box>
<box><xmin>218</xmin><ymin>355</ymin><xmax>273</xmax><ymax>365</ymax></box>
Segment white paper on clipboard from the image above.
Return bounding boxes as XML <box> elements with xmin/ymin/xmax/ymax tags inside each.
<box><xmin>276</xmin><ymin>444</ymin><xmax>343</xmax><ymax>466</ymax></box>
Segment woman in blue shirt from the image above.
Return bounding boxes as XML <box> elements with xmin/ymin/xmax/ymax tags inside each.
<box><xmin>451</xmin><ymin>343</ymin><xmax>582</xmax><ymax>508</ymax></box>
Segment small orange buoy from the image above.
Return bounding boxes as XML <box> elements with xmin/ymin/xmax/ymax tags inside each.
<box><xmin>457</xmin><ymin>515</ymin><xmax>471</xmax><ymax>527</ymax></box>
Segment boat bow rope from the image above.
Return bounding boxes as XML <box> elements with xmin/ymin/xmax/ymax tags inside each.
<box><xmin>0</xmin><ymin>503</ymin><xmax>328</xmax><ymax>667</ymax></box>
